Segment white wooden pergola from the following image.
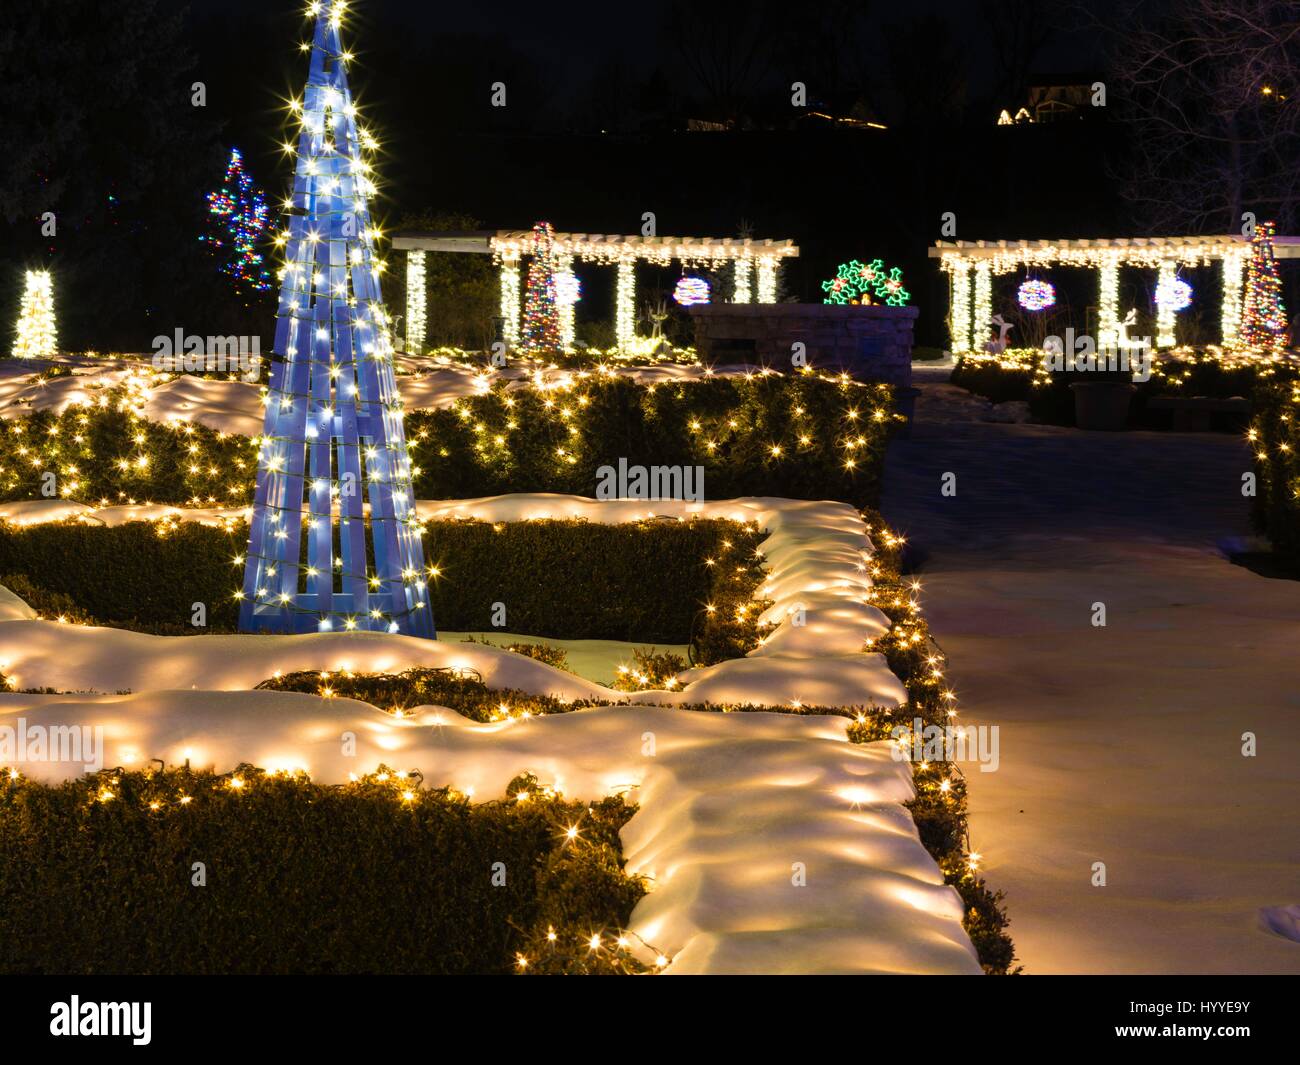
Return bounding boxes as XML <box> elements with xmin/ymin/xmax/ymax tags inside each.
<box><xmin>929</xmin><ymin>235</ymin><xmax>1300</xmax><ymax>353</ymax></box>
<box><xmin>392</xmin><ymin>230</ymin><xmax>799</xmax><ymax>352</ymax></box>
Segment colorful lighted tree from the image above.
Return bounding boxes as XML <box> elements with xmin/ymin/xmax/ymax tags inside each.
<box><xmin>521</xmin><ymin>220</ymin><xmax>562</xmax><ymax>353</ymax></box>
<box><xmin>1240</xmin><ymin>221</ymin><xmax>1288</xmax><ymax>353</ymax></box>
<box><xmin>821</xmin><ymin>258</ymin><xmax>911</xmax><ymax>306</ymax></box>
<box><xmin>201</xmin><ymin>148</ymin><xmax>272</xmax><ymax>293</ymax></box>
<box><xmin>238</xmin><ymin>3</ymin><xmax>434</xmax><ymax>638</ymax></box>
<box><xmin>12</xmin><ymin>270</ymin><xmax>57</xmax><ymax>359</ymax></box>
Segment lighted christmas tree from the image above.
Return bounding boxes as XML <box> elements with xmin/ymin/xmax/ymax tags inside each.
<box><xmin>1240</xmin><ymin>220</ymin><xmax>1288</xmax><ymax>353</ymax></box>
<box><xmin>520</xmin><ymin>220</ymin><xmax>562</xmax><ymax>353</ymax></box>
<box><xmin>202</xmin><ymin>147</ymin><xmax>272</xmax><ymax>293</ymax></box>
<box><xmin>239</xmin><ymin>2</ymin><xmax>434</xmax><ymax>638</ymax></box>
<box><xmin>12</xmin><ymin>270</ymin><xmax>57</xmax><ymax>359</ymax></box>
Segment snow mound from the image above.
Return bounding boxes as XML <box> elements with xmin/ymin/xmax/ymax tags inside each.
<box><xmin>0</xmin><ymin>690</ymin><xmax>979</xmax><ymax>975</ymax></box>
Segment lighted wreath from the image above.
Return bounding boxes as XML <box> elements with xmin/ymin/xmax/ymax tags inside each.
<box><xmin>1154</xmin><ymin>277</ymin><xmax>1193</xmax><ymax>312</ymax></box>
<box><xmin>1017</xmin><ymin>279</ymin><xmax>1056</xmax><ymax>311</ymax></box>
<box><xmin>821</xmin><ymin>258</ymin><xmax>911</xmax><ymax>306</ymax></box>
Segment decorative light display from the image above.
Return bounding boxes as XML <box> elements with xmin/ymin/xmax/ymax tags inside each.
<box><xmin>756</xmin><ymin>256</ymin><xmax>778</xmax><ymax>303</ymax></box>
<box><xmin>1221</xmin><ymin>249</ymin><xmax>1244</xmax><ymax>347</ymax></box>
<box><xmin>201</xmin><ymin>148</ymin><xmax>272</xmax><ymax>293</ymax></box>
<box><xmin>972</xmin><ymin>264</ymin><xmax>992</xmax><ymax>343</ymax></box>
<box><xmin>732</xmin><ymin>259</ymin><xmax>752</xmax><ymax>303</ymax></box>
<box><xmin>1017</xmin><ymin>279</ymin><xmax>1056</xmax><ymax>311</ymax></box>
<box><xmin>521</xmin><ymin>221</ymin><xmax>562</xmax><ymax>354</ymax></box>
<box><xmin>1155</xmin><ymin>275</ymin><xmax>1193</xmax><ymax>313</ymax></box>
<box><xmin>1153</xmin><ymin>262</ymin><xmax>1183</xmax><ymax>347</ymax></box>
<box><xmin>673</xmin><ymin>276</ymin><xmax>711</xmax><ymax>306</ymax></box>
<box><xmin>239</xmin><ymin>2</ymin><xmax>434</xmax><ymax>639</ymax></box>
<box><xmin>405</xmin><ymin>250</ymin><xmax>426</xmax><ymax>353</ymax></box>
<box><xmin>1098</xmin><ymin>254</ymin><xmax>1120</xmax><ymax>351</ymax></box>
<box><xmin>1240</xmin><ymin>220</ymin><xmax>1288</xmax><ymax>353</ymax></box>
<box><xmin>949</xmin><ymin>260</ymin><xmax>972</xmax><ymax>355</ymax></box>
<box><xmin>821</xmin><ymin>258</ymin><xmax>911</xmax><ymax>306</ymax></box>
<box><xmin>615</xmin><ymin>261</ymin><xmax>636</xmax><ymax>350</ymax></box>
<box><xmin>12</xmin><ymin>270</ymin><xmax>57</xmax><ymax>359</ymax></box>
<box><xmin>499</xmin><ymin>257</ymin><xmax>521</xmax><ymax>348</ymax></box>
<box><xmin>555</xmin><ymin>259</ymin><xmax>578</xmax><ymax>350</ymax></box>
<box><xmin>555</xmin><ymin>269</ymin><xmax>581</xmax><ymax>307</ymax></box>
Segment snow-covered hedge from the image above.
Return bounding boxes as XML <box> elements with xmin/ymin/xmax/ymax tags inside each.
<box><xmin>0</xmin><ymin>766</ymin><xmax>645</xmax><ymax>975</ymax></box>
<box><xmin>0</xmin><ymin>516</ymin><xmax>766</xmax><ymax>654</ymax></box>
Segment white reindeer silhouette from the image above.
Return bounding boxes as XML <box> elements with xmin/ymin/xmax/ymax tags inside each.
<box><xmin>986</xmin><ymin>314</ymin><xmax>1014</xmax><ymax>354</ymax></box>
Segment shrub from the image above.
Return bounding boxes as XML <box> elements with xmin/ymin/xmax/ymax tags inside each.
<box><xmin>1251</xmin><ymin>380</ymin><xmax>1300</xmax><ymax>563</ymax></box>
<box><xmin>0</xmin><ymin>766</ymin><xmax>644</xmax><ymax>975</ymax></box>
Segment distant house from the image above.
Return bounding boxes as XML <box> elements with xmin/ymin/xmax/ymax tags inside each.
<box><xmin>997</xmin><ymin>74</ymin><xmax>1104</xmax><ymax>125</ymax></box>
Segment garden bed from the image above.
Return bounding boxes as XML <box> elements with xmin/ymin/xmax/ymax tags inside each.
<box><xmin>1250</xmin><ymin>379</ymin><xmax>1300</xmax><ymax>567</ymax></box>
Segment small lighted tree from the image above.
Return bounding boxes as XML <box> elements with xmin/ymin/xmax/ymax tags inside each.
<box><xmin>201</xmin><ymin>147</ymin><xmax>272</xmax><ymax>294</ymax></box>
<box><xmin>1240</xmin><ymin>220</ymin><xmax>1288</xmax><ymax>353</ymax></box>
<box><xmin>520</xmin><ymin>221</ymin><xmax>562</xmax><ymax>353</ymax></box>
<box><xmin>12</xmin><ymin>270</ymin><xmax>57</xmax><ymax>359</ymax></box>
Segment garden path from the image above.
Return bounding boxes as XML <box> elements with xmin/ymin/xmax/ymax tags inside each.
<box><xmin>881</xmin><ymin>383</ymin><xmax>1300</xmax><ymax>973</ymax></box>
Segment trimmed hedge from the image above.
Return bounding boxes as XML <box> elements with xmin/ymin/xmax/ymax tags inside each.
<box><xmin>407</xmin><ymin>374</ymin><xmax>897</xmax><ymax>507</ymax></box>
<box><xmin>0</xmin><ymin>373</ymin><xmax>897</xmax><ymax>511</ymax></box>
<box><xmin>247</xmin><ymin>508</ymin><xmax>1019</xmax><ymax>975</ymax></box>
<box><xmin>0</xmin><ymin>766</ymin><xmax>644</xmax><ymax>975</ymax></box>
<box><xmin>0</xmin><ymin>517</ymin><xmax>766</xmax><ymax>657</ymax></box>
<box><xmin>1251</xmin><ymin>380</ymin><xmax>1300</xmax><ymax>563</ymax></box>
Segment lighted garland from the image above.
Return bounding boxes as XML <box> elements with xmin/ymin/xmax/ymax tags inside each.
<box><xmin>12</xmin><ymin>270</ymin><xmax>57</xmax><ymax>359</ymax></box>
<box><xmin>201</xmin><ymin>148</ymin><xmax>272</xmax><ymax>294</ymax></box>
<box><xmin>821</xmin><ymin>258</ymin><xmax>911</xmax><ymax>306</ymax></box>
<box><xmin>673</xmin><ymin>276</ymin><xmax>710</xmax><ymax>306</ymax></box>
<box><xmin>1016</xmin><ymin>279</ymin><xmax>1056</xmax><ymax>311</ymax></box>
<box><xmin>1240</xmin><ymin>221</ymin><xmax>1288</xmax><ymax>352</ymax></box>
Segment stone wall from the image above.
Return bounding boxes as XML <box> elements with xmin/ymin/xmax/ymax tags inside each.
<box><xmin>687</xmin><ymin>303</ymin><xmax>917</xmax><ymax>386</ymax></box>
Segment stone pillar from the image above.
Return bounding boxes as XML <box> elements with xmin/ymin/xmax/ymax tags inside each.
<box><xmin>405</xmin><ymin>250</ymin><xmax>426</xmax><ymax>354</ymax></box>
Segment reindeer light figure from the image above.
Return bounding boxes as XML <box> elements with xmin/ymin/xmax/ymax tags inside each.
<box><xmin>986</xmin><ymin>314</ymin><xmax>1014</xmax><ymax>355</ymax></box>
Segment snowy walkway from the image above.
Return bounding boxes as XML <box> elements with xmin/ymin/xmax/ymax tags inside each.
<box><xmin>882</xmin><ymin>384</ymin><xmax>1300</xmax><ymax>973</ymax></box>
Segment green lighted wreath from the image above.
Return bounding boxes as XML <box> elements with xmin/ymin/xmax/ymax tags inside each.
<box><xmin>821</xmin><ymin>258</ymin><xmax>911</xmax><ymax>306</ymax></box>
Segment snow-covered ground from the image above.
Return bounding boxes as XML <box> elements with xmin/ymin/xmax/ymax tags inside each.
<box><xmin>884</xmin><ymin>392</ymin><xmax>1300</xmax><ymax>974</ymax></box>
<box><xmin>439</xmin><ymin>631</ymin><xmax>691</xmax><ymax>687</ymax></box>
<box><xmin>0</xmin><ymin>688</ymin><xmax>979</xmax><ymax>974</ymax></box>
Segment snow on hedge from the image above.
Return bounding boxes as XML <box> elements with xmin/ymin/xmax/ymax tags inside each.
<box><xmin>0</xmin><ymin>493</ymin><xmax>906</xmax><ymax>709</ymax></box>
<box><xmin>0</xmin><ymin>689</ymin><xmax>980</xmax><ymax>975</ymax></box>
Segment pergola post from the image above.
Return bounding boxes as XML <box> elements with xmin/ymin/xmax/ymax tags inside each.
<box><xmin>756</xmin><ymin>256</ymin><xmax>778</xmax><ymax>302</ymax></box>
<box><xmin>1098</xmin><ymin>254</ymin><xmax>1120</xmax><ymax>351</ymax></box>
<box><xmin>498</xmin><ymin>254</ymin><xmax>520</xmax><ymax>349</ymax></box>
<box><xmin>949</xmin><ymin>258</ymin><xmax>972</xmax><ymax>354</ymax></box>
<box><xmin>972</xmin><ymin>262</ymin><xmax>992</xmax><ymax>351</ymax></box>
<box><xmin>556</xmin><ymin>252</ymin><xmax>576</xmax><ymax>349</ymax></box>
<box><xmin>404</xmin><ymin>250</ymin><xmax>426</xmax><ymax>354</ymax></box>
<box><xmin>733</xmin><ymin>257</ymin><xmax>752</xmax><ymax>303</ymax></box>
<box><xmin>615</xmin><ymin>259</ymin><xmax>636</xmax><ymax>351</ymax></box>
<box><xmin>1221</xmin><ymin>250</ymin><xmax>1244</xmax><ymax>347</ymax></box>
<box><xmin>1156</xmin><ymin>260</ymin><xmax>1177</xmax><ymax>348</ymax></box>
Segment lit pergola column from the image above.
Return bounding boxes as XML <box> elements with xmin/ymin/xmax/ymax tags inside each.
<box><xmin>499</xmin><ymin>254</ymin><xmax>520</xmax><ymax>349</ymax></box>
<box><xmin>972</xmin><ymin>262</ymin><xmax>992</xmax><ymax>350</ymax></box>
<box><xmin>733</xmin><ymin>258</ymin><xmax>752</xmax><ymax>303</ymax></box>
<box><xmin>404</xmin><ymin>250</ymin><xmax>426</xmax><ymax>354</ymax></box>
<box><xmin>1221</xmin><ymin>250</ymin><xmax>1244</xmax><ymax>348</ymax></box>
<box><xmin>948</xmin><ymin>258</ymin><xmax>972</xmax><ymax>354</ymax></box>
<box><xmin>556</xmin><ymin>252</ymin><xmax>576</xmax><ymax>349</ymax></box>
<box><xmin>756</xmin><ymin>256</ymin><xmax>778</xmax><ymax>303</ymax></box>
<box><xmin>615</xmin><ymin>259</ymin><xmax>636</xmax><ymax>350</ymax></box>
<box><xmin>1098</xmin><ymin>254</ymin><xmax>1120</xmax><ymax>350</ymax></box>
<box><xmin>1156</xmin><ymin>260</ymin><xmax>1177</xmax><ymax>348</ymax></box>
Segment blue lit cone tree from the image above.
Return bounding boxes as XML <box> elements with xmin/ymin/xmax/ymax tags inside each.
<box><xmin>239</xmin><ymin>3</ymin><xmax>435</xmax><ymax>638</ymax></box>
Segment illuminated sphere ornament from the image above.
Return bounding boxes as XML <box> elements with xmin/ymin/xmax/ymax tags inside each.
<box><xmin>556</xmin><ymin>270</ymin><xmax>581</xmax><ymax>306</ymax></box>
<box><xmin>1017</xmin><ymin>279</ymin><xmax>1056</xmax><ymax>311</ymax></box>
<box><xmin>673</xmin><ymin>276</ymin><xmax>711</xmax><ymax>306</ymax></box>
<box><xmin>1154</xmin><ymin>277</ymin><xmax>1193</xmax><ymax>313</ymax></box>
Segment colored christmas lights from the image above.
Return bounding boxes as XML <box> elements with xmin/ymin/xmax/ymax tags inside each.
<box><xmin>821</xmin><ymin>258</ymin><xmax>911</xmax><ymax>306</ymax></box>
<box><xmin>1154</xmin><ymin>276</ymin><xmax>1193</xmax><ymax>312</ymax></box>
<box><xmin>673</xmin><ymin>276</ymin><xmax>711</xmax><ymax>306</ymax></box>
<box><xmin>239</xmin><ymin>2</ymin><xmax>434</xmax><ymax>639</ymax></box>
<box><xmin>12</xmin><ymin>270</ymin><xmax>56</xmax><ymax>359</ymax></box>
<box><xmin>1017</xmin><ymin>279</ymin><xmax>1056</xmax><ymax>311</ymax></box>
<box><xmin>1240</xmin><ymin>221</ymin><xmax>1288</xmax><ymax>353</ymax></box>
<box><xmin>521</xmin><ymin>221</ymin><xmax>562</xmax><ymax>354</ymax></box>
<box><xmin>201</xmin><ymin>148</ymin><xmax>272</xmax><ymax>293</ymax></box>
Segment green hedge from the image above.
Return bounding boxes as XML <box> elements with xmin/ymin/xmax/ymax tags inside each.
<box><xmin>0</xmin><ymin>374</ymin><xmax>896</xmax><ymax>510</ymax></box>
<box><xmin>0</xmin><ymin>517</ymin><xmax>765</xmax><ymax>656</ymax></box>
<box><xmin>0</xmin><ymin>766</ymin><xmax>643</xmax><ymax>975</ymax></box>
<box><xmin>1251</xmin><ymin>381</ymin><xmax>1300</xmax><ymax>563</ymax></box>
